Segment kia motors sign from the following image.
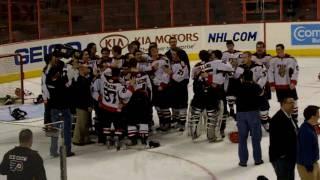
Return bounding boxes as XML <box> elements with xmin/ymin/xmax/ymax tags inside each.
<box><xmin>99</xmin><ymin>34</ymin><xmax>130</xmax><ymax>49</ymax></box>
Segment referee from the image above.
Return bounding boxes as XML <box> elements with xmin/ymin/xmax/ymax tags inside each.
<box><xmin>0</xmin><ymin>129</ymin><xmax>47</xmax><ymax>180</ymax></box>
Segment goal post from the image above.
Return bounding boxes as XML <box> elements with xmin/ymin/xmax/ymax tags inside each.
<box><xmin>0</xmin><ymin>53</ymin><xmax>24</xmax><ymax>104</ymax></box>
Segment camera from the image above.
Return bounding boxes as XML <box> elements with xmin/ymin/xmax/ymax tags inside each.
<box><xmin>53</xmin><ymin>44</ymin><xmax>81</xmax><ymax>59</ymax></box>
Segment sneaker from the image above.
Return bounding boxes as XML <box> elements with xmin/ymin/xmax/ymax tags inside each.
<box><xmin>238</xmin><ymin>162</ymin><xmax>247</xmax><ymax>167</ymax></box>
<box><xmin>67</xmin><ymin>152</ymin><xmax>75</xmax><ymax>157</ymax></box>
<box><xmin>255</xmin><ymin>160</ymin><xmax>264</xmax><ymax>166</ymax></box>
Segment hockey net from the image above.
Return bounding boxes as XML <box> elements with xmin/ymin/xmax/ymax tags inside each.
<box><xmin>0</xmin><ymin>54</ymin><xmax>25</xmax><ymax>105</ymax></box>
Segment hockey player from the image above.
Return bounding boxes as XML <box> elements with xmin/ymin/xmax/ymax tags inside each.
<box><xmin>189</xmin><ymin>50</ymin><xmax>229</xmax><ymax>142</ymax></box>
<box><xmin>134</xmin><ymin>50</ymin><xmax>155</xmax><ymax>130</ymax></box>
<box><xmin>101</xmin><ymin>47</ymin><xmax>111</xmax><ymax>61</ymax></box>
<box><xmin>125</xmin><ymin>58</ymin><xmax>153</xmax><ymax>145</ymax></box>
<box><xmin>110</xmin><ymin>45</ymin><xmax>125</xmax><ymax>69</ymax></box>
<box><xmin>235</xmin><ymin>51</ymin><xmax>268</xmax><ymax>133</ymax></box>
<box><xmin>148</xmin><ymin>46</ymin><xmax>172</xmax><ymax>131</ymax></box>
<box><xmin>252</xmin><ymin>41</ymin><xmax>272</xmax><ymax>68</ymax></box>
<box><xmin>99</xmin><ymin>68</ymin><xmax>135</xmax><ymax>150</ymax></box>
<box><xmin>209</xmin><ymin>50</ymin><xmax>234</xmax><ymax>138</ymax></box>
<box><xmin>268</xmin><ymin>44</ymin><xmax>299</xmax><ymax>121</ymax></box>
<box><xmin>222</xmin><ymin>40</ymin><xmax>243</xmax><ymax>120</ymax></box>
<box><xmin>91</xmin><ymin>60</ymin><xmax>110</xmax><ymax>144</ymax></box>
<box><xmin>252</xmin><ymin>41</ymin><xmax>272</xmax><ymax>131</ymax></box>
<box><xmin>135</xmin><ymin>50</ymin><xmax>152</xmax><ymax>73</ymax></box>
<box><xmin>169</xmin><ymin>48</ymin><xmax>189</xmax><ymax>131</ymax></box>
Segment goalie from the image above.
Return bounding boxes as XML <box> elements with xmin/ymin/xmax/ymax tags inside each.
<box><xmin>188</xmin><ymin>50</ymin><xmax>232</xmax><ymax>142</ymax></box>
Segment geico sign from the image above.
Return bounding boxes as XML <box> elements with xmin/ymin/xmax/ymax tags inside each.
<box><xmin>14</xmin><ymin>41</ymin><xmax>81</xmax><ymax>65</ymax></box>
<box><xmin>99</xmin><ymin>34</ymin><xmax>129</xmax><ymax>49</ymax></box>
<box><xmin>134</xmin><ymin>33</ymin><xmax>199</xmax><ymax>45</ymax></box>
<box><xmin>293</xmin><ymin>26</ymin><xmax>320</xmax><ymax>42</ymax></box>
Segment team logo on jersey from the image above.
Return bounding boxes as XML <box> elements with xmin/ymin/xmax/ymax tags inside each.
<box><xmin>278</xmin><ymin>64</ymin><xmax>287</xmax><ymax>77</ymax></box>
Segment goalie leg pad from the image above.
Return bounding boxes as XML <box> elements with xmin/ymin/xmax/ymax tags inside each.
<box><xmin>189</xmin><ymin>107</ymin><xmax>202</xmax><ymax>139</ymax></box>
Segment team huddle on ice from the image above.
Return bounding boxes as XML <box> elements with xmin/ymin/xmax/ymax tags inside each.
<box><xmin>42</xmin><ymin>37</ymin><xmax>299</xmax><ymax>152</ymax></box>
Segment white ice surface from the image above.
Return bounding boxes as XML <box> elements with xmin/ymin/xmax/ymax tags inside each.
<box><xmin>1</xmin><ymin>58</ymin><xmax>320</xmax><ymax>180</ymax></box>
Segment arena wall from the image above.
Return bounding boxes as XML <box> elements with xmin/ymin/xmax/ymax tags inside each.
<box><xmin>0</xmin><ymin>21</ymin><xmax>319</xmax><ymax>83</ymax></box>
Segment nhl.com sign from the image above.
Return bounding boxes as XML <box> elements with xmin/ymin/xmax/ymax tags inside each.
<box><xmin>291</xmin><ymin>24</ymin><xmax>320</xmax><ymax>45</ymax></box>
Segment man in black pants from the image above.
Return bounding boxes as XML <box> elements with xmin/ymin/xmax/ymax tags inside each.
<box><xmin>269</xmin><ymin>97</ymin><xmax>298</xmax><ymax>180</ymax></box>
<box><xmin>0</xmin><ymin>129</ymin><xmax>47</xmax><ymax>180</ymax></box>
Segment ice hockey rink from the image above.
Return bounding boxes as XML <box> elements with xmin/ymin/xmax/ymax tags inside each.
<box><xmin>0</xmin><ymin>58</ymin><xmax>320</xmax><ymax>180</ymax></box>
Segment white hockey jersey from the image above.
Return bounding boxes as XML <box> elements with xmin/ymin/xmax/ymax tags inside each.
<box><xmin>137</xmin><ymin>61</ymin><xmax>152</xmax><ymax>73</ymax></box>
<box><xmin>171</xmin><ymin>61</ymin><xmax>189</xmax><ymax>83</ymax></box>
<box><xmin>222</xmin><ymin>50</ymin><xmax>243</xmax><ymax>70</ymax></box>
<box><xmin>235</xmin><ymin>62</ymin><xmax>268</xmax><ymax>88</ymax></box>
<box><xmin>252</xmin><ymin>52</ymin><xmax>272</xmax><ymax>69</ymax></box>
<box><xmin>91</xmin><ymin>76</ymin><xmax>101</xmax><ymax>102</ymax></box>
<box><xmin>268</xmin><ymin>54</ymin><xmax>299</xmax><ymax>89</ymax></box>
<box><xmin>66</xmin><ymin>63</ymin><xmax>79</xmax><ymax>87</ymax></box>
<box><xmin>99</xmin><ymin>72</ymin><xmax>133</xmax><ymax>112</ymax></box>
<box><xmin>192</xmin><ymin>60</ymin><xmax>233</xmax><ymax>86</ymax></box>
<box><xmin>110</xmin><ymin>56</ymin><xmax>125</xmax><ymax>69</ymax></box>
<box><xmin>150</xmin><ymin>56</ymin><xmax>171</xmax><ymax>87</ymax></box>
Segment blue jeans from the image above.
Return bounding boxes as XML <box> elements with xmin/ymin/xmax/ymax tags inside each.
<box><xmin>50</xmin><ymin>108</ymin><xmax>72</xmax><ymax>156</ymax></box>
<box><xmin>236</xmin><ymin>111</ymin><xmax>262</xmax><ymax>164</ymax></box>
<box><xmin>272</xmin><ymin>157</ymin><xmax>295</xmax><ymax>180</ymax></box>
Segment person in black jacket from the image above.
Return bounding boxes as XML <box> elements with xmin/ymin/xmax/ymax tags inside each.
<box><xmin>0</xmin><ymin>129</ymin><xmax>46</xmax><ymax>180</ymax></box>
<box><xmin>297</xmin><ymin>105</ymin><xmax>320</xmax><ymax>180</ymax></box>
<box><xmin>72</xmin><ymin>64</ymin><xmax>93</xmax><ymax>146</ymax></box>
<box><xmin>165</xmin><ymin>36</ymin><xmax>191</xmax><ymax>74</ymax></box>
<box><xmin>269</xmin><ymin>97</ymin><xmax>298</xmax><ymax>180</ymax></box>
<box><xmin>46</xmin><ymin>64</ymin><xmax>74</xmax><ymax>157</ymax></box>
<box><xmin>235</xmin><ymin>70</ymin><xmax>264</xmax><ymax>167</ymax></box>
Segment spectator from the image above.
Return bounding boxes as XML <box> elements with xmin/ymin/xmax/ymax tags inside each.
<box><xmin>101</xmin><ymin>47</ymin><xmax>111</xmax><ymax>61</ymax></box>
<box><xmin>41</xmin><ymin>53</ymin><xmax>58</xmax><ymax>125</ymax></box>
<box><xmin>111</xmin><ymin>45</ymin><xmax>125</xmax><ymax>69</ymax></box>
<box><xmin>0</xmin><ymin>129</ymin><xmax>47</xmax><ymax>180</ymax></box>
<box><xmin>65</xmin><ymin>53</ymin><xmax>80</xmax><ymax>115</ymax></box>
<box><xmin>235</xmin><ymin>70</ymin><xmax>264</xmax><ymax>167</ymax></box>
<box><xmin>72</xmin><ymin>64</ymin><xmax>94</xmax><ymax>146</ymax></box>
<box><xmin>269</xmin><ymin>97</ymin><xmax>298</xmax><ymax>180</ymax></box>
<box><xmin>46</xmin><ymin>65</ymin><xmax>75</xmax><ymax>157</ymax></box>
<box><xmin>86</xmin><ymin>42</ymin><xmax>99</xmax><ymax>60</ymax></box>
<box><xmin>165</xmin><ymin>36</ymin><xmax>190</xmax><ymax>73</ymax></box>
<box><xmin>297</xmin><ymin>105</ymin><xmax>320</xmax><ymax>180</ymax></box>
